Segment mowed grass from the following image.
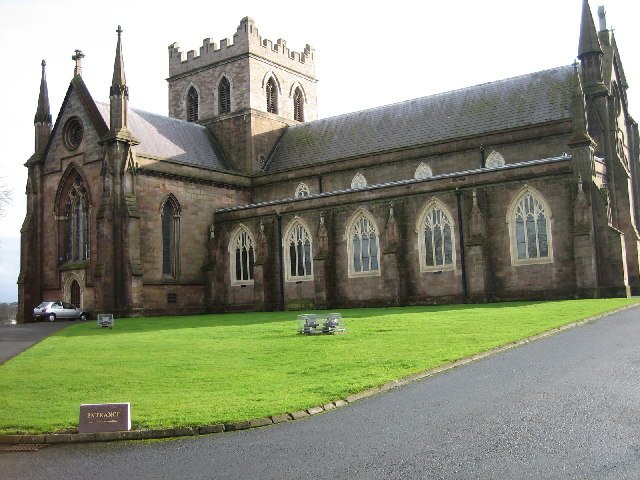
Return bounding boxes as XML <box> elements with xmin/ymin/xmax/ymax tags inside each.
<box><xmin>0</xmin><ymin>299</ymin><xmax>636</xmax><ymax>434</ymax></box>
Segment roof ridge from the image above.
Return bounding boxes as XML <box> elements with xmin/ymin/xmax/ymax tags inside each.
<box><xmin>291</xmin><ymin>64</ymin><xmax>575</xmax><ymax>129</ymax></box>
<box><xmin>95</xmin><ymin>100</ymin><xmax>207</xmax><ymax>129</ymax></box>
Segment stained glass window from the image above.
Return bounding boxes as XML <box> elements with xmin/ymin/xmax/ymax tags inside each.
<box><xmin>513</xmin><ymin>193</ymin><xmax>550</xmax><ymax>261</ymax></box>
<box><xmin>294</xmin><ymin>182</ymin><xmax>310</xmax><ymax>198</ymax></box>
<box><xmin>161</xmin><ymin>195</ymin><xmax>180</xmax><ymax>276</ymax></box>
<box><xmin>231</xmin><ymin>227</ymin><xmax>255</xmax><ymax>283</ymax></box>
<box><xmin>350</xmin><ymin>214</ymin><xmax>379</xmax><ymax>274</ymax></box>
<box><xmin>63</xmin><ymin>175</ymin><xmax>90</xmax><ymax>263</ymax></box>
<box><xmin>423</xmin><ymin>205</ymin><xmax>453</xmax><ymax>267</ymax></box>
<box><xmin>286</xmin><ymin>221</ymin><xmax>312</xmax><ymax>280</ymax></box>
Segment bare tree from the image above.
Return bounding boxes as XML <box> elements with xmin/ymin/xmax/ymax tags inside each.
<box><xmin>0</xmin><ymin>178</ymin><xmax>10</xmax><ymax>217</ymax></box>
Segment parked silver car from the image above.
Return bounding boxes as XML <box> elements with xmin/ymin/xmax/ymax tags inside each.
<box><xmin>33</xmin><ymin>301</ymin><xmax>89</xmax><ymax>322</ymax></box>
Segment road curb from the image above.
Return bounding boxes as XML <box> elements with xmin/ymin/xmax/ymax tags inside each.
<box><xmin>1</xmin><ymin>303</ymin><xmax>636</xmax><ymax>446</ymax></box>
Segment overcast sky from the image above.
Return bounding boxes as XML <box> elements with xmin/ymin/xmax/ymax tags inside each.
<box><xmin>0</xmin><ymin>0</ymin><xmax>638</xmax><ymax>302</ymax></box>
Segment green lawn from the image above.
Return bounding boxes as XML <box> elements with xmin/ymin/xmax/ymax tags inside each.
<box><xmin>0</xmin><ymin>299</ymin><xmax>636</xmax><ymax>434</ymax></box>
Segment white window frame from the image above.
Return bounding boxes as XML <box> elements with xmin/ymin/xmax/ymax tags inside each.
<box><xmin>294</xmin><ymin>182</ymin><xmax>310</xmax><ymax>198</ymax></box>
<box><xmin>345</xmin><ymin>209</ymin><xmax>381</xmax><ymax>278</ymax></box>
<box><xmin>506</xmin><ymin>187</ymin><xmax>554</xmax><ymax>266</ymax></box>
<box><xmin>283</xmin><ymin>218</ymin><xmax>314</xmax><ymax>282</ymax></box>
<box><xmin>351</xmin><ymin>173</ymin><xmax>367</xmax><ymax>189</ymax></box>
<box><xmin>485</xmin><ymin>150</ymin><xmax>505</xmax><ymax>168</ymax></box>
<box><xmin>228</xmin><ymin>224</ymin><xmax>255</xmax><ymax>286</ymax></box>
<box><xmin>416</xmin><ymin>199</ymin><xmax>456</xmax><ymax>273</ymax></box>
<box><xmin>414</xmin><ymin>162</ymin><xmax>433</xmax><ymax>180</ymax></box>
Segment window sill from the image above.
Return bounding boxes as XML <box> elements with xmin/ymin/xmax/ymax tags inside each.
<box><xmin>511</xmin><ymin>257</ymin><xmax>554</xmax><ymax>266</ymax></box>
<box><xmin>347</xmin><ymin>270</ymin><xmax>381</xmax><ymax>279</ymax></box>
<box><xmin>420</xmin><ymin>265</ymin><xmax>456</xmax><ymax>274</ymax></box>
<box><xmin>59</xmin><ymin>260</ymin><xmax>89</xmax><ymax>271</ymax></box>
<box><xmin>285</xmin><ymin>276</ymin><xmax>314</xmax><ymax>283</ymax></box>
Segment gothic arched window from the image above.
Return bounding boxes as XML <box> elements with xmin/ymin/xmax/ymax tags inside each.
<box><xmin>347</xmin><ymin>211</ymin><xmax>380</xmax><ymax>277</ymax></box>
<box><xmin>351</xmin><ymin>173</ymin><xmax>367</xmax><ymax>189</ymax></box>
<box><xmin>414</xmin><ymin>163</ymin><xmax>433</xmax><ymax>180</ymax></box>
<box><xmin>284</xmin><ymin>219</ymin><xmax>313</xmax><ymax>281</ymax></box>
<box><xmin>218</xmin><ymin>77</ymin><xmax>231</xmax><ymax>114</ymax></box>
<box><xmin>485</xmin><ymin>150</ymin><xmax>505</xmax><ymax>168</ymax></box>
<box><xmin>507</xmin><ymin>188</ymin><xmax>553</xmax><ymax>265</ymax></box>
<box><xmin>266</xmin><ymin>77</ymin><xmax>278</xmax><ymax>114</ymax></box>
<box><xmin>294</xmin><ymin>182</ymin><xmax>310</xmax><ymax>198</ymax></box>
<box><xmin>229</xmin><ymin>225</ymin><xmax>255</xmax><ymax>285</ymax></box>
<box><xmin>161</xmin><ymin>195</ymin><xmax>181</xmax><ymax>276</ymax></box>
<box><xmin>187</xmin><ymin>86</ymin><xmax>199</xmax><ymax>122</ymax></box>
<box><xmin>417</xmin><ymin>200</ymin><xmax>455</xmax><ymax>272</ymax></box>
<box><xmin>63</xmin><ymin>174</ymin><xmax>90</xmax><ymax>263</ymax></box>
<box><xmin>293</xmin><ymin>87</ymin><xmax>304</xmax><ymax>122</ymax></box>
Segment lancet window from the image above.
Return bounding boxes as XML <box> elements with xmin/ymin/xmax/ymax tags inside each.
<box><xmin>187</xmin><ymin>86</ymin><xmax>199</xmax><ymax>122</ymax></box>
<box><xmin>63</xmin><ymin>176</ymin><xmax>90</xmax><ymax>262</ymax></box>
<box><xmin>285</xmin><ymin>220</ymin><xmax>313</xmax><ymax>281</ymax></box>
<box><xmin>219</xmin><ymin>77</ymin><xmax>231</xmax><ymax>114</ymax></box>
<box><xmin>347</xmin><ymin>211</ymin><xmax>380</xmax><ymax>276</ymax></box>
<box><xmin>230</xmin><ymin>226</ymin><xmax>255</xmax><ymax>284</ymax></box>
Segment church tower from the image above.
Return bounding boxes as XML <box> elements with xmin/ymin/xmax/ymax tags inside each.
<box><xmin>166</xmin><ymin>17</ymin><xmax>318</xmax><ymax>174</ymax></box>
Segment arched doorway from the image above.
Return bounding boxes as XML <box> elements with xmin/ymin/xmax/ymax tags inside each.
<box><xmin>70</xmin><ymin>280</ymin><xmax>81</xmax><ymax>307</ymax></box>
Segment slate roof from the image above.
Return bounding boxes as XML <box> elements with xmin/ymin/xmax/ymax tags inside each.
<box><xmin>95</xmin><ymin>102</ymin><xmax>229</xmax><ymax>171</ymax></box>
<box><xmin>266</xmin><ymin>65</ymin><xmax>575</xmax><ymax>173</ymax></box>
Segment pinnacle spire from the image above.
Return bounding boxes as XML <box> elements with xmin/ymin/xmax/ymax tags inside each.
<box><xmin>578</xmin><ymin>0</ymin><xmax>603</xmax><ymax>59</ymax></box>
<box><xmin>110</xmin><ymin>25</ymin><xmax>127</xmax><ymax>97</ymax></box>
<box><xmin>34</xmin><ymin>60</ymin><xmax>52</xmax><ymax>125</ymax></box>
<box><xmin>572</xmin><ymin>63</ymin><xmax>589</xmax><ymax>137</ymax></box>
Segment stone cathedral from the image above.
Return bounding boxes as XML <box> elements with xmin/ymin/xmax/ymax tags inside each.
<box><xmin>17</xmin><ymin>1</ymin><xmax>640</xmax><ymax>322</ymax></box>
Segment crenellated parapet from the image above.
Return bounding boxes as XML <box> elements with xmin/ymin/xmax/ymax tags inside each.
<box><xmin>168</xmin><ymin>17</ymin><xmax>315</xmax><ymax>79</ymax></box>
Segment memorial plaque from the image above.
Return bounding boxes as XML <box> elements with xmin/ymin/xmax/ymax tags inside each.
<box><xmin>79</xmin><ymin>403</ymin><xmax>131</xmax><ymax>433</ymax></box>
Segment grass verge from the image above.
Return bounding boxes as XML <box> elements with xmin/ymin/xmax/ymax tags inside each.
<box><xmin>0</xmin><ymin>299</ymin><xmax>636</xmax><ymax>434</ymax></box>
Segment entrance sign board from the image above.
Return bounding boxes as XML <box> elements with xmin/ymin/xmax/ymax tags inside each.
<box><xmin>79</xmin><ymin>403</ymin><xmax>131</xmax><ymax>433</ymax></box>
<box><xmin>97</xmin><ymin>314</ymin><xmax>114</xmax><ymax>328</ymax></box>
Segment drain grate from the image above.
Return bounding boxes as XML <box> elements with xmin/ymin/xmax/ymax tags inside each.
<box><xmin>1</xmin><ymin>444</ymin><xmax>49</xmax><ymax>452</ymax></box>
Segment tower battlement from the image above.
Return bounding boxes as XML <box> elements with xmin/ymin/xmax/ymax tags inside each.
<box><xmin>168</xmin><ymin>17</ymin><xmax>315</xmax><ymax>79</ymax></box>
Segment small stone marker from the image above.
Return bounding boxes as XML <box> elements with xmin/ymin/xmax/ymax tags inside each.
<box><xmin>79</xmin><ymin>403</ymin><xmax>131</xmax><ymax>433</ymax></box>
<box><xmin>97</xmin><ymin>313</ymin><xmax>114</xmax><ymax>329</ymax></box>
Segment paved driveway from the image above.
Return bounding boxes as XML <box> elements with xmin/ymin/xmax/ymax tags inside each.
<box><xmin>0</xmin><ymin>322</ymin><xmax>71</xmax><ymax>364</ymax></box>
<box><xmin>2</xmin><ymin>306</ymin><xmax>640</xmax><ymax>479</ymax></box>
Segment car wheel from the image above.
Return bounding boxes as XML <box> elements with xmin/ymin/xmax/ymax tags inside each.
<box><xmin>79</xmin><ymin>313</ymin><xmax>87</xmax><ymax>322</ymax></box>
<box><xmin>47</xmin><ymin>314</ymin><xmax>56</xmax><ymax>322</ymax></box>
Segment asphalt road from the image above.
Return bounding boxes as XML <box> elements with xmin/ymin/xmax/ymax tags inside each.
<box><xmin>0</xmin><ymin>321</ymin><xmax>71</xmax><ymax>364</ymax></box>
<box><xmin>2</xmin><ymin>306</ymin><xmax>640</xmax><ymax>479</ymax></box>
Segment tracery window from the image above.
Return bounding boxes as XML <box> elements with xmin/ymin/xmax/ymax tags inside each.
<box><xmin>485</xmin><ymin>150</ymin><xmax>505</xmax><ymax>168</ymax></box>
<box><xmin>347</xmin><ymin>211</ymin><xmax>380</xmax><ymax>277</ymax></box>
<box><xmin>294</xmin><ymin>182</ymin><xmax>310</xmax><ymax>198</ymax></box>
<box><xmin>266</xmin><ymin>77</ymin><xmax>278</xmax><ymax>114</ymax></box>
<box><xmin>293</xmin><ymin>87</ymin><xmax>304</xmax><ymax>121</ymax></box>
<box><xmin>414</xmin><ymin>163</ymin><xmax>433</xmax><ymax>180</ymax></box>
<box><xmin>229</xmin><ymin>225</ymin><xmax>255</xmax><ymax>285</ymax></box>
<box><xmin>161</xmin><ymin>195</ymin><xmax>181</xmax><ymax>276</ymax></box>
<box><xmin>63</xmin><ymin>175</ymin><xmax>90</xmax><ymax>262</ymax></box>
<box><xmin>417</xmin><ymin>200</ymin><xmax>455</xmax><ymax>272</ymax></box>
<box><xmin>218</xmin><ymin>77</ymin><xmax>231</xmax><ymax>114</ymax></box>
<box><xmin>187</xmin><ymin>86</ymin><xmax>199</xmax><ymax>122</ymax></box>
<box><xmin>507</xmin><ymin>189</ymin><xmax>553</xmax><ymax>265</ymax></box>
<box><xmin>351</xmin><ymin>173</ymin><xmax>367</xmax><ymax>189</ymax></box>
<box><xmin>284</xmin><ymin>219</ymin><xmax>313</xmax><ymax>281</ymax></box>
